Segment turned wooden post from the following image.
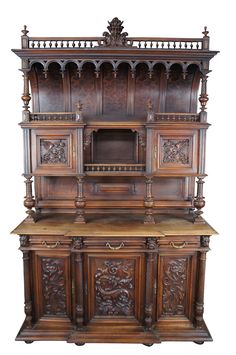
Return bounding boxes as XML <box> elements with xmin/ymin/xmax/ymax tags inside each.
<box><xmin>21</xmin><ymin>69</ymin><xmax>31</xmax><ymax>122</ymax></box>
<box><xmin>144</xmin><ymin>175</ymin><xmax>155</xmax><ymax>224</ymax></box>
<box><xmin>20</xmin><ymin>236</ymin><xmax>33</xmax><ymax>328</ymax></box>
<box><xmin>74</xmin><ymin>175</ymin><xmax>86</xmax><ymax>223</ymax></box>
<box><xmin>144</xmin><ymin>238</ymin><xmax>158</xmax><ymax>330</ymax></box>
<box><xmin>21</xmin><ymin>25</ymin><xmax>29</xmax><ymax>49</ymax></box>
<box><xmin>72</xmin><ymin>237</ymin><xmax>84</xmax><ymax>330</ymax></box>
<box><xmin>195</xmin><ymin>236</ymin><xmax>210</xmax><ymax>328</ymax></box>
<box><xmin>24</xmin><ymin>174</ymin><xmax>37</xmax><ymax>223</ymax></box>
<box><xmin>193</xmin><ymin>176</ymin><xmax>205</xmax><ymax>224</ymax></box>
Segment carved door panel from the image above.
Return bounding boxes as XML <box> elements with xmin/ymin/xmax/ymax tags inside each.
<box><xmin>84</xmin><ymin>253</ymin><xmax>145</xmax><ymax>325</ymax></box>
<box><xmin>150</xmin><ymin>130</ymin><xmax>198</xmax><ymax>174</ymax></box>
<box><xmin>157</xmin><ymin>252</ymin><xmax>197</xmax><ymax>325</ymax></box>
<box><xmin>31</xmin><ymin>129</ymin><xmax>78</xmax><ymax>174</ymax></box>
<box><xmin>32</xmin><ymin>250</ymin><xmax>72</xmax><ymax>323</ymax></box>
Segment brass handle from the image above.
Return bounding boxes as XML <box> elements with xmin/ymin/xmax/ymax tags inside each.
<box><xmin>42</xmin><ymin>241</ymin><xmax>60</xmax><ymax>249</ymax></box>
<box><xmin>106</xmin><ymin>242</ymin><xmax>124</xmax><ymax>250</ymax></box>
<box><xmin>170</xmin><ymin>241</ymin><xmax>187</xmax><ymax>249</ymax></box>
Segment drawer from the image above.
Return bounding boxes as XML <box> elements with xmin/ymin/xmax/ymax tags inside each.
<box><xmin>27</xmin><ymin>235</ymin><xmax>71</xmax><ymax>250</ymax></box>
<box><xmin>158</xmin><ymin>236</ymin><xmax>200</xmax><ymax>251</ymax></box>
<box><xmin>82</xmin><ymin>237</ymin><xmax>146</xmax><ymax>251</ymax></box>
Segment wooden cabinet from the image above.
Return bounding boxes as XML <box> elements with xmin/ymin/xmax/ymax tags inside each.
<box><xmin>12</xmin><ymin>18</ymin><xmax>218</xmax><ymax>345</ymax></box>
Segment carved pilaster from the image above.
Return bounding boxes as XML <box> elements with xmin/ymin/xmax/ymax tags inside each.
<box><xmin>75</xmin><ymin>101</ymin><xmax>83</xmax><ymax>122</ymax></box>
<box><xmin>195</xmin><ymin>236</ymin><xmax>210</xmax><ymax>328</ymax></box>
<box><xmin>73</xmin><ymin>237</ymin><xmax>84</xmax><ymax>330</ymax></box>
<box><xmin>144</xmin><ymin>175</ymin><xmax>155</xmax><ymax>224</ymax></box>
<box><xmin>193</xmin><ymin>176</ymin><xmax>205</xmax><ymax>224</ymax></box>
<box><xmin>74</xmin><ymin>175</ymin><xmax>86</xmax><ymax>223</ymax></box>
<box><xmin>199</xmin><ymin>72</ymin><xmax>208</xmax><ymax>122</ymax></box>
<box><xmin>24</xmin><ymin>174</ymin><xmax>37</xmax><ymax>223</ymax></box>
<box><xmin>144</xmin><ymin>238</ymin><xmax>158</xmax><ymax>330</ymax></box>
<box><xmin>147</xmin><ymin>100</ymin><xmax>155</xmax><ymax>122</ymax></box>
<box><xmin>20</xmin><ymin>235</ymin><xmax>30</xmax><ymax>248</ymax></box>
<box><xmin>20</xmin><ymin>236</ymin><xmax>32</xmax><ymax>328</ymax></box>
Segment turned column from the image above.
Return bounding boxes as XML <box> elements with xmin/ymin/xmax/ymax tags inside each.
<box><xmin>144</xmin><ymin>238</ymin><xmax>158</xmax><ymax>330</ymax></box>
<box><xmin>24</xmin><ymin>174</ymin><xmax>37</xmax><ymax>223</ymax></box>
<box><xmin>195</xmin><ymin>236</ymin><xmax>210</xmax><ymax>328</ymax></box>
<box><xmin>72</xmin><ymin>237</ymin><xmax>84</xmax><ymax>330</ymax></box>
<box><xmin>21</xmin><ymin>69</ymin><xmax>31</xmax><ymax>122</ymax></box>
<box><xmin>144</xmin><ymin>175</ymin><xmax>155</xmax><ymax>224</ymax></box>
<box><xmin>193</xmin><ymin>176</ymin><xmax>205</xmax><ymax>224</ymax></box>
<box><xmin>20</xmin><ymin>236</ymin><xmax>33</xmax><ymax>328</ymax></box>
<box><xmin>74</xmin><ymin>175</ymin><xmax>86</xmax><ymax>223</ymax></box>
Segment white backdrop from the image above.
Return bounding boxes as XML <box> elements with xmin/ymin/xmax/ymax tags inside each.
<box><xmin>0</xmin><ymin>0</ymin><xmax>235</xmax><ymax>354</ymax></box>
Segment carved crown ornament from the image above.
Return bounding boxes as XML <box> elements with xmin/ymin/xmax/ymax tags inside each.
<box><xmin>98</xmin><ymin>17</ymin><xmax>131</xmax><ymax>47</ymax></box>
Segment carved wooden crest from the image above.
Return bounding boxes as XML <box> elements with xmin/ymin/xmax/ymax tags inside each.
<box><xmin>99</xmin><ymin>17</ymin><xmax>131</xmax><ymax>47</ymax></box>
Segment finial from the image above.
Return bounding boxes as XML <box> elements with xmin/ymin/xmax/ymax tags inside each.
<box><xmin>202</xmin><ymin>26</ymin><xmax>209</xmax><ymax>38</ymax></box>
<box><xmin>22</xmin><ymin>25</ymin><xmax>29</xmax><ymax>36</ymax></box>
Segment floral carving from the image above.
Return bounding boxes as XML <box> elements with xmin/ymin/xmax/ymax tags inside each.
<box><xmin>40</xmin><ymin>139</ymin><xmax>67</xmax><ymax>164</ymax></box>
<box><xmin>162</xmin><ymin>258</ymin><xmax>187</xmax><ymax>315</ymax></box>
<box><xmin>41</xmin><ymin>258</ymin><xmax>67</xmax><ymax>315</ymax></box>
<box><xmin>162</xmin><ymin>139</ymin><xmax>190</xmax><ymax>164</ymax></box>
<box><xmin>94</xmin><ymin>260</ymin><xmax>135</xmax><ymax>316</ymax></box>
<box><xmin>100</xmin><ymin>17</ymin><xmax>131</xmax><ymax>47</ymax></box>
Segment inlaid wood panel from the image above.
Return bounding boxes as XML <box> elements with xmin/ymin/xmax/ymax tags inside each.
<box><xmin>69</xmin><ymin>62</ymin><xmax>97</xmax><ymax>116</ymax></box>
<box><xmin>30</xmin><ymin>63</ymin><xmax>64</xmax><ymax>112</ymax></box>
<box><xmin>35</xmin><ymin>176</ymin><xmax>194</xmax><ymax>207</ymax></box>
<box><xmin>102</xmin><ymin>63</ymin><xmax>128</xmax><ymax>115</ymax></box>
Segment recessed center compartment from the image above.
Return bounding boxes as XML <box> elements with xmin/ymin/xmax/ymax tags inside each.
<box><xmin>92</xmin><ymin>129</ymin><xmax>137</xmax><ymax>164</ymax></box>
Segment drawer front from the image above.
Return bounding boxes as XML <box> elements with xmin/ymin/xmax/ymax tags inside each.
<box><xmin>158</xmin><ymin>236</ymin><xmax>200</xmax><ymax>251</ymax></box>
<box><xmin>31</xmin><ymin>129</ymin><xmax>77</xmax><ymax>174</ymax></box>
<box><xmin>29</xmin><ymin>235</ymin><xmax>71</xmax><ymax>250</ymax></box>
<box><xmin>153</xmin><ymin>130</ymin><xmax>198</xmax><ymax>174</ymax></box>
<box><xmin>83</xmin><ymin>237</ymin><xmax>146</xmax><ymax>252</ymax></box>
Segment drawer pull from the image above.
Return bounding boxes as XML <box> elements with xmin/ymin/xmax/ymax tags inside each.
<box><xmin>170</xmin><ymin>241</ymin><xmax>187</xmax><ymax>249</ymax></box>
<box><xmin>106</xmin><ymin>242</ymin><xmax>124</xmax><ymax>250</ymax></box>
<box><xmin>42</xmin><ymin>241</ymin><xmax>60</xmax><ymax>249</ymax></box>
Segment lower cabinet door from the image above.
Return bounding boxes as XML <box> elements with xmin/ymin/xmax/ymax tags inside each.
<box><xmin>32</xmin><ymin>250</ymin><xmax>72</xmax><ymax>324</ymax></box>
<box><xmin>157</xmin><ymin>252</ymin><xmax>197</xmax><ymax>326</ymax></box>
<box><xmin>84</xmin><ymin>253</ymin><xmax>145</xmax><ymax>326</ymax></box>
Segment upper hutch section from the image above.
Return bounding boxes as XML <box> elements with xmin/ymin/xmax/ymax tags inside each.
<box><xmin>13</xmin><ymin>18</ymin><xmax>218</xmax><ymax>124</ymax></box>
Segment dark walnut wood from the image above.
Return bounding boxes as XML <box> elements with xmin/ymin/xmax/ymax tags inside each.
<box><xmin>12</xmin><ymin>17</ymin><xmax>218</xmax><ymax>345</ymax></box>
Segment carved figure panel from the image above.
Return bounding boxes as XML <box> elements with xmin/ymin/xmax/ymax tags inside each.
<box><xmin>41</xmin><ymin>257</ymin><xmax>67</xmax><ymax>315</ymax></box>
<box><xmin>40</xmin><ymin>139</ymin><xmax>68</xmax><ymax>164</ymax></box>
<box><xmin>161</xmin><ymin>138</ymin><xmax>190</xmax><ymax>165</ymax></box>
<box><xmin>162</xmin><ymin>258</ymin><xmax>187</xmax><ymax>315</ymax></box>
<box><xmin>94</xmin><ymin>259</ymin><xmax>135</xmax><ymax>316</ymax></box>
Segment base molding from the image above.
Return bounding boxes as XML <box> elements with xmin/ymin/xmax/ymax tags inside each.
<box><xmin>16</xmin><ymin>320</ymin><xmax>212</xmax><ymax>344</ymax></box>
